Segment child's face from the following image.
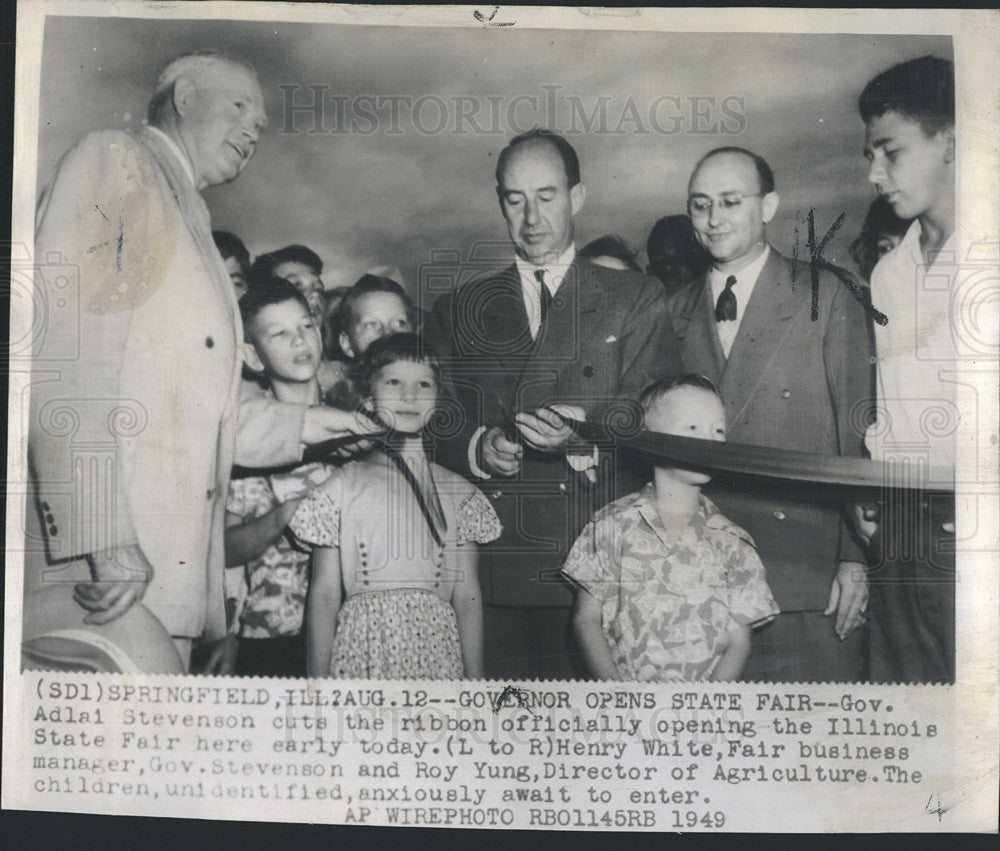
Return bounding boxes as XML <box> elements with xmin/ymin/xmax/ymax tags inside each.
<box><xmin>370</xmin><ymin>359</ymin><xmax>438</xmax><ymax>434</ymax></box>
<box><xmin>340</xmin><ymin>291</ymin><xmax>412</xmax><ymax>359</ymax></box>
<box><xmin>865</xmin><ymin>110</ymin><xmax>954</xmax><ymax>221</ymax></box>
<box><xmin>273</xmin><ymin>261</ymin><xmax>325</xmax><ymax>317</ymax></box>
<box><xmin>645</xmin><ymin>386</ymin><xmax>726</xmax><ymax>484</ymax></box>
<box><xmin>248</xmin><ymin>298</ymin><xmax>322</xmax><ymax>383</ymax></box>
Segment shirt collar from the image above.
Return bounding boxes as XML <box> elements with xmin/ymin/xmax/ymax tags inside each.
<box><xmin>709</xmin><ymin>244</ymin><xmax>770</xmax><ymax>287</ymax></box>
<box><xmin>515</xmin><ymin>243</ymin><xmax>576</xmax><ymax>290</ymax></box>
<box><xmin>634</xmin><ymin>483</ymin><xmax>754</xmax><ymax>545</ymax></box>
<box><xmin>898</xmin><ymin>218</ymin><xmax>956</xmax><ymax>270</ymax></box>
<box><xmin>146</xmin><ymin>125</ymin><xmax>197</xmax><ymax>187</ymax></box>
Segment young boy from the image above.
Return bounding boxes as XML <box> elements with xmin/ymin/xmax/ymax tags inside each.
<box><xmin>320</xmin><ymin>274</ymin><xmax>414</xmax><ymax>407</ymax></box>
<box><xmin>857</xmin><ymin>55</ymin><xmax>956</xmax><ymax>683</ymax></box>
<box><xmin>564</xmin><ymin>376</ymin><xmax>778</xmax><ymax>682</ymax></box>
<box><xmin>204</xmin><ymin>279</ymin><xmax>329</xmax><ymax>677</ymax></box>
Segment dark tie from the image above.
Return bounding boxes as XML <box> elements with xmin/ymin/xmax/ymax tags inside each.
<box><xmin>535</xmin><ymin>268</ymin><xmax>553</xmax><ymax>331</ymax></box>
<box><xmin>715</xmin><ymin>275</ymin><xmax>738</xmax><ymax>322</ymax></box>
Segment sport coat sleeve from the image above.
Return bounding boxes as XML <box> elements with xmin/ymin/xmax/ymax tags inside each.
<box><xmin>823</xmin><ymin>269</ymin><xmax>876</xmax><ymax>564</ymax></box>
<box><xmin>616</xmin><ymin>272</ymin><xmax>684</xmax><ymax>401</ymax></box>
<box><xmin>29</xmin><ymin>130</ymin><xmax>175</xmax><ymax>560</ymax></box>
<box><xmin>423</xmin><ymin>290</ymin><xmax>485</xmax><ymax>479</ymax></box>
<box><xmin>234</xmin><ymin>381</ymin><xmax>308</xmax><ymax>469</ymax></box>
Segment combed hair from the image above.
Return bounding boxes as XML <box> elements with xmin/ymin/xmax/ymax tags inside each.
<box><xmin>579</xmin><ymin>235</ymin><xmax>641</xmax><ymax>271</ymax></box>
<box><xmin>249</xmin><ymin>244</ymin><xmax>324</xmax><ymax>286</ymax></box>
<box><xmin>356</xmin><ymin>332</ymin><xmax>442</xmax><ymax>398</ymax></box>
<box><xmin>239</xmin><ymin>277</ymin><xmax>310</xmax><ymax>336</ymax></box>
<box><xmin>147</xmin><ymin>50</ymin><xmax>257</xmax><ymax>125</ymax></box>
<box><xmin>496</xmin><ymin>129</ymin><xmax>581</xmax><ymax>188</ymax></box>
<box><xmin>694</xmin><ymin>147</ymin><xmax>775</xmax><ymax>195</ymax></box>
<box><xmin>858</xmin><ymin>55</ymin><xmax>954</xmax><ymax>134</ymax></box>
<box><xmin>212</xmin><ymin>230</ymin><xmax>250</xmax><ymax>274</ymax></box>
<box><xmin>639</xmin><ymin>374</ymin><xmax>721</xmax><ymax>414</ymax></box>
<box><xmin>336</xmin><ymin>274</ymin><xmax>412</xmax><ymax>330</ymax></box>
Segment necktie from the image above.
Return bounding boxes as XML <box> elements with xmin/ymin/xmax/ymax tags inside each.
<box><xmin>715</xmin><ymin>275</ymin><xmax>738</xmax><ymax>322</ymax></box>
<box><xmin>535</xmin><ymin>268</ymin><xmax>553</xmax><ymax>332</ymax></box>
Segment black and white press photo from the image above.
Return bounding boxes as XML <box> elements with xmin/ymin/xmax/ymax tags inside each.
<box><xmin>4</xmin><ymin>1</ymin><xmax>997</xmax><ymax>834</ymax></box>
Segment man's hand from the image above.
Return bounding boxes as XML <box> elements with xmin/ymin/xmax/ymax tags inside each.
<box><xmin>514</xmin><ymin>405</ymin><xmax>584</xmax><ymax>452</ymax></box>
<box><xmin>301</xmin><ymin>406</ymin><xmax>383</xmax><ymax>446</ymax></box>
<box><xmin>199</xmin><ymin>635</ymin><xmax>239</xmax><ymax>676</ymax></box>
<box><xmin>824</xmin><ymin>560</ymin><xmax>869</xmax><ymax>640</ymax></box>
<box><xmin>74</xmin><ymin>544</ymin><xmax>153</xmax><ymax>625</ymax></box>
<box><xmin>482</xmin><ymin>426</ymin><xmax>522</xmax><ymax>476</ymax></box>
<box><xmin>851</xmin><ymin>503</ymin><xmax>879</xmax><ymax>547</ymax></box>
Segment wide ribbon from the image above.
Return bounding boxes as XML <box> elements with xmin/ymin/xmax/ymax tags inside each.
<box><xmin>566</xmin><ymin>417</ymin><xmax>954</xmax><ymax>493</ymax></box>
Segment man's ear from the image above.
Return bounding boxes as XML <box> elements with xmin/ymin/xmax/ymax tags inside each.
<box><xmin>570</xmin><ymin>182</ymin><xmax>586</xmax><ymax>217</ymax></box>
<box><xmin>761</xmin><ymin>191</ymin><xmax>780</xmax><ymax>224</ymax></box>
<box><xmin>171</xmin><ymin>76</ymin><xmax>197</xmax><ymax>117</ymax></box>
<box><xmin>242</xmin><ymin>341</ymin><xmax>265</xmax><ymax>374</ymax></box>
<box><xmin>339</xmin><ymin>331</ymin><xmax>356</xmax><ymax>360</ymax></box>
<box><xmin>941</xmin><ymin>126</ymin><xmax>956</xmax><ymax>164</ymax></box>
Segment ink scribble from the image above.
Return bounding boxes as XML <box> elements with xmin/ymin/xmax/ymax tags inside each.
<box><xmin>474</xmin><ymin>7</ymin><xmax>515</xmax><ymax>27</ymax></box>
<box><xmin>491</xmin><ymin>684</ymin><xmax>536</xmax><ymax>714</ymax></box>
<box><xmin>794</xmin><ymin>208</ymin><xmax>888</xmax><ymax>326</ymax></box>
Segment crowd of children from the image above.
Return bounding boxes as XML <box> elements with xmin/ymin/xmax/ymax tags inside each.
<box><xmin>202</xmin><ymin>51</ymin><xmax>955</xmax><ymax>684</ymax></box>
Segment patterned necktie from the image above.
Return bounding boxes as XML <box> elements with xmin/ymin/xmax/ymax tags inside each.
<box><xmin>535</xmin><ymin>268</ymin><xmax>553</xmax><ymax>333</ymax></box>
<box><xmin>715</xmin><ymin>274</ymin><xmax>738</xmax><ymax>322</ymax></box>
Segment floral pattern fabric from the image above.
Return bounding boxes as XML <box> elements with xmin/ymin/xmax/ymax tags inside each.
<box><xmin>226</xmin><ymin>475</ymin><xmax>313</xmax><ymax>639</ymax></box>
<box><xmin>331</xmin><ymin>589</ymin><xmax>464</xmax><ymax>680</ymax></box>
<box><xmin>563</xmin><ymin>485</ymin><xmax>779</xmax><ymax>681</ymax></box>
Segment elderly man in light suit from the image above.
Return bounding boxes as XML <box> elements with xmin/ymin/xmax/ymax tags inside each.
<box><xmin>28</xmin><ymin>51</ymin><xmax>373</xmax><ymax>668</ymax></box>
<box><xmin>663</xmin><ymin>147</ymin><xmax>873</xmax><ymax>682</ymax></box>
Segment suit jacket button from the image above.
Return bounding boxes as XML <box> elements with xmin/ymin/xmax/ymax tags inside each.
<box><xmin>491</xmin><ymin>490</ymin><xmax>502</xmax><ymax>500</ymax></box>
<box><xmin>558</xmin><ymin>482</ymin><xmax>568</xmax><ymax>493</ymax></box>
<box><xmin>49</xmin><ymin>525</ymin><xmax>58</xmax><ymax>535</ymax></box>
<box><xmin>45</xmin><ymin>513</ymin><xmax>55</xmax><ymax>524</ymax></box>
<box><xmin>206</xmin><ymin>488</ymin><xmax>214</xmax><ymax>499</ymax></box>
<box><xmin>41</xmin><ymin>502</ymin><xmax>50</xmax><ymax>512</ymax></box>
<box><xmin>773</xmin><ymin>510</ymin><xmax>786</xmax><ymax>521</ymax></box>
<box><xmin>205</xmin><ymin>336</ymin><xmax>214</xmax><ymax>348</ymax></box>
<box><xmin>582</xmin><ymin>365</ymin><xmax>595</xmax><ymax>378</ymax></box>
<box><xmin>781</xmin><ymin>389</ymin><xmax>791</xmax><ymax>399</ymax></box>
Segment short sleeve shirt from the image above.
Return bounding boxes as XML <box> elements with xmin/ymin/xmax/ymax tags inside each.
<box><xmin>288</xmin><ymin>453</ymin><xmax>502</xmax><ymax>602</ymax></box>
<box><xmin>563</xmin><ymin>485</ymin><xmax>779</xmax><ymax>681</ymax></box>
<box><xmin>226</xmin><ymin>475</ymin><xmax>312</xmax><ymax>639</ymax></box>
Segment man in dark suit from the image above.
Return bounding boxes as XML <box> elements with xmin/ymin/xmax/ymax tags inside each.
<box><xmin>664</xmin><ymin>147</ymin><xmax>873</xmax><ymax>682</ymax></box>
<box><xmin>424</xmin><ymin>130</ymin><xmax>679</xmax><ymax>679</ymax></box>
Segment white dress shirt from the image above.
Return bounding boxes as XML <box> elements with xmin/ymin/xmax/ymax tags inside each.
<box><xmin>515</xmin><ymin>243</ymin><xmax>577</xmax><ymax>339</ymax></box>
<box><xmin>709</xmin><ymin>245</ymin><xmax>770</xmax><ymax>358</ymax></box>
<box><xmin>865</xmin><ymin>220</ymin><xmax>956</xmax><ymax>479</ymax></box>
<box><xmin>146</xmin><ymin>125</ymin><xmax>197</xmax><ymax>187</ymax></box>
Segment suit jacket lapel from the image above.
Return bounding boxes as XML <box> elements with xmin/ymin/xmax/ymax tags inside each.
<box><xmin>678</xmin><ymin>277</ymin><xmax>726</xmax><ymax>385</ymax></box>
<box><xmin>139</xmin><ymin>128</ymin><xmax>238</xmax><ymax>330</ymax></box>
<box><xmin>477</xmin><ymin>264</ymin><xmax>535</xmax><ymax>412</ymax></box>
<box><xmin>720</xmin><ymin>249</ymin><xmax>798</xmax><ymax>418</ymax></box>
<box><xmin>534</xmin><ymin>258</ymin><xmax>587</xmax><ymax>363</ymax></box>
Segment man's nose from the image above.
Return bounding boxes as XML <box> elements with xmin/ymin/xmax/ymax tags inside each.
<box><xmin>400</xmin><ymin>383</ymin><xmax>416</xmax><ymax>402</ymax></box>
<box><xmin>523</xmin><ymin>199</ymin><xmax>540</xmax><ymax>225</ymax></box>
<box><xmin>867</xmin><ymin>157</ymin><xmax>885</xmax><ymax>186</ymax></box>
<box><xmin>707</xmin><ymin>201</ymin><xmax>724</xmax><ymax>228</ymax></box>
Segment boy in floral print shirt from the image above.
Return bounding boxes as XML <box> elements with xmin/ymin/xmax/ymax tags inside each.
<box><xmin>564</xmin><ymin>375</ymin><xmax>778</xmax><ymax>681</ymax></box>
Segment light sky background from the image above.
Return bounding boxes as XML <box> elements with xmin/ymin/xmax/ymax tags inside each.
<box><xmin>36</xmin><ymin>16</ymin><xmax>951</xmax><ymax>300</ymax></box>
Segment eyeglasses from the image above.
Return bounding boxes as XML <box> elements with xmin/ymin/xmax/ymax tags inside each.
<box><xmin>687</xmin><ymin>192</ymin><xmax>764</xmax><ymax>218</ymax></box>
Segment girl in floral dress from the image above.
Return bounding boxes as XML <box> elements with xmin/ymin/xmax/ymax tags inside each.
<box><xmin>291</xmin><ymin>333</ymin><xmax>501</xmax><ymax>679</ymax></box>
